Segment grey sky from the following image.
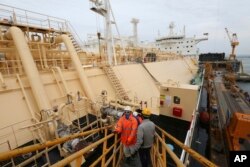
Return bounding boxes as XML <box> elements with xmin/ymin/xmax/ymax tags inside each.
<box><xmin>1</xmin><ymin>0</ymin><xmax>249</xmax><ymax>55</ymax></box>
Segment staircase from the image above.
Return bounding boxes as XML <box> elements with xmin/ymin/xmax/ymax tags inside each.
<box><xmin>68</xmin><ymin>33</ymin><xmax>82</xmax><ymax>53</ymax></box>
<box><xmin>102</xmin><ymin>66</ymin><xmax>129</xmax><ymax>101</ymax></box>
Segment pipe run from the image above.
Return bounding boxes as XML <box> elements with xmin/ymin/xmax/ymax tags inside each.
<box><xmin>5</xmin><ymin>26</ymin><xmax>51</xmax><ymax>112</ymax></box>
<box><xmin>55</xmin><ymin>35</ymin><xmax>95</xmax><ymax>103</ymax></box>
<box><xmin>0</xmin><ymin>126</ymin><xmax>111</xmax><ymax>161</ymax></box>
<box><xmin>101</xmin><ymin>106</ymin><xmax>124</xmax><ymax>118</ymax></box>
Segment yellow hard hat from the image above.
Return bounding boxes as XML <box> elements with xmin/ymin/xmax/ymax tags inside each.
<box><xmin>142</xmin><ymin>108</ymin><xmax>151</xmax><ymax>116</ymax></box>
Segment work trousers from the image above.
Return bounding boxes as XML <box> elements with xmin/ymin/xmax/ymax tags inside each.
<box><xmin>122</xmin><ymin>151</ymin><xmax>141</xmax><ymax>167</ymax></box>
<box><xmin>139</xmin><ymin>147</ymin><xmax>152</xmax><ymax>167</ymax></box>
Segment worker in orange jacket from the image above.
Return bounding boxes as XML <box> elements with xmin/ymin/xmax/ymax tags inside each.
<box><xmin>114</xmin><ymin>106</ymin><xmax>141</xmax><ymax>167</ymax></box>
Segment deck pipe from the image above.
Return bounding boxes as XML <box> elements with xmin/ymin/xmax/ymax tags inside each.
<box><xmin>55</xmin><ymin>34</ymin><xmax>95</xmax><ymax>103</ymax></box>
<box><xmin>0</xmin><ymin>127</ymin><xmax>110</xmax><ymax>161</ymax></box>
<box><xmin>5</xmin><ymin>26</ymin><xmax>51</xmax><ymax>113</ymax></box>
<box><xmin>100</xmin><ymin>106</ymin><xmax>124</xmax><ymax>118</ymax></box>
<box><xmin>53</xmin><ymin>66</ymin><xmax>70</xmax><ymax>95</ymax></box>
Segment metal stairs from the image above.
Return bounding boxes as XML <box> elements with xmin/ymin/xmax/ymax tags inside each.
<box><xmin>68</xmin><ymin>33</ymin><xmax>82</xmax><ymax>53</ymax></box>
<box><xmin>102</xmin><ymin>66</ymin><xmax>129</xmax><ymax>101</ymax></box>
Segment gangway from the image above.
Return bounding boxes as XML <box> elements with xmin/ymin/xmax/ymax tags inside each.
<box><xmin>0</xmin><ymin>124</ymin><xmax>218</xmax><ymax>167</ymax></box>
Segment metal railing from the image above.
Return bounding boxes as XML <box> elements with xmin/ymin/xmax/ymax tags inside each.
<box><xmin>0</xmin><ymin>119</ymin><xmax>34</xmax><ymax>153</ymax></box>
<box><xmin>0</xmin><ymin>123</ymin><xmax>218</xmax><ymax>167</ymax></box>
<box><xmin>180</xmin><ymin>69</ymin><xmax>205</xmax><ymax>164</ymax></box>
<box><xmin>155</xmin><ymin>125</ymin><xmax>218</xmax><ymax>167</ymax></box>
<box><xmin>0</xmin><ymin>3</ymin><xmax>68</xmax><ymax>31</ymax></box>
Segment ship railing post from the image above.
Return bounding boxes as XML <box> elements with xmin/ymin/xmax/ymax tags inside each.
<box><xmin>112</xmin><ymin>133</ymin><xmax>117</xmax><ymax>167</ymax></box>
<box><xmin>116</xmin><ymin>139</ymin><xmax>123</xmax><ymax>167</ymax></box>
<box><xmin>47</xmin><ymin>16</ymin><xmax>51</xmax><ymax>30</ymax></box>
<box><xmin>162</xmin><ymin>133</ymin><xmax>167</xmax><ymax>167</ymax></box>
<box><xmin>45</xmin><ymin>147</ymin><xmax>51</xmax><ymax>166</ymax></box>
<box><xmin>11</xmin><ymin>126</ymin><xmax>18</xmax><ymax>148</ymax></box>
<box><xmin>156</xmin><ymin>136</ymin><xmax>159</xmax><ymax>166</ymax></box>
<box><xmin>7</xmin><ymin>140</ymin><xmax>15</xmax><ymax>166</ymax></box>
<box><xmin>53</xmin><ymin>119</ymin><xmax>63</xmax><ymax>156</ymax></box>
<box><xmin>12</xmin><ymin>10</ymin><xmax>17</xmax><ymax>24</ymax></box>
<box><xmin>101</xmin><ymin>128</ymin><xmax>108</xmax><ymax>166</ymax></box>
<box><xmin>5</xmin><ymin>61</ymin><xmax>10</xmax><ymax>75</ymax></box>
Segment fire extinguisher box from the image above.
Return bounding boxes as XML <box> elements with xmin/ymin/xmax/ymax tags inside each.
<box><xmin>173</xmin><ymin>107</ymin><xmax>182</xmax><ymax>117</ymax></box>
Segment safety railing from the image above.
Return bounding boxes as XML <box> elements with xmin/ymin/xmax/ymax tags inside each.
<box><xmin>180</xmin><ymin>69</ymin><xmax>205</xmax><ymax>163</ymax></box>
<box><xmin>152</xmin><ymin>132</ymin><xmax>183</xmax><ymax>167</ymax></box>
<box><xmin>0</xmin><ymin>3</ymin><xmax>68</xmax><ymax>32</ymax></box>
<box><xmin>0</xmin><ymin>126</ymin><xmax>123</xmax><ymax>166</ymax></box>
<box><xmin>67</xmin><ymin>22</ymin><xmax>86</xmax><ymax>51</ymax></box>
<box><xmin>0</xmin><ymin>119</ymin><xmax>34</xmax><ymax>153</ymax></box>
<box><xmin>0</xmin><ymin>123</ymin><xmax>218</xmax><ymax>167</ymax></box>
<box><xmin>50</xmin><ymin>129</ymin><xmax>122</xmax><ymax>167</ymax></box>
<box><xmin>0</xmin><ymin>140</ymin><xmax>15</xmax><ymax>167</ymax></box>
<box><xmin>155</xmin><ymin>125</ymin><xmax>218</xmax><ymax>167</ymax></box>
<box><xmin>0</xmin><ymin>60</ymin><xmax>24</xmax><ymax>76</ymax></box>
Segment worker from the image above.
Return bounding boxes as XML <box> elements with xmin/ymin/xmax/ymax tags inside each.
<box><xmin>129</xmin><ymin>108</ymin><xmax>155</xmax><ymax>167</ymax></box>
<box><xmin>114</xmin><ymin>106</ymin><xmax>141</xmax><ymax>167</ymax></box>
<box><xmin>133</xmin><ymin>108</ymin><xmax>143</xmax><ymax>125</ymax></box>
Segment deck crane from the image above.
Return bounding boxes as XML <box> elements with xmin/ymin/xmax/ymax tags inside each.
<box><xmin>225</xmin><ymin>28</ymin><xmax>239</xmax><ymax>60</ymax></box>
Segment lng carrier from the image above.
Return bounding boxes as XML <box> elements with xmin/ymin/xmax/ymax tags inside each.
<box><xmin>0</xmin><ymin>1</ymin><xmax>249</xmax><ymax>167</ymax></box>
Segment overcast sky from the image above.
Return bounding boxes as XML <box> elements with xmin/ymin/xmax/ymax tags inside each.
<box><xmin>1</xmin><ymin>0</ymin><xmax>249</xmax><ymax>55</ymax></box>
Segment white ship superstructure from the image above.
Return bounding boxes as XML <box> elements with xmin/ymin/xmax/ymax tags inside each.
<box><xmin>155</xmin><ymin>22</ymin><xmax>208</xmax><ymax>56</ymax></box>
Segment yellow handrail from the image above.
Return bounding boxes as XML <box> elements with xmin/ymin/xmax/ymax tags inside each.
<box><xmin>0</xmin><ymin>126</ymin><xmax>111</xmax><ymax>161</ymax></box>
<box><xmin>156</xmin><ymin>125</ymin><xmax>218</xmax><ymax>167</ymax></box>
<box><xmin>51</xmin><ymin>133</ymin><xmax>115</xmax><ymax>167</ymax></box>
<box><xmin>0</xmin><ymin>124</ymin><xmax>218</xmax><ymax>167</ymax></box>
<box><xmin>154</xmin><ymin>133</ymin><xmax>185</xmax><ymax>167</ymax></box>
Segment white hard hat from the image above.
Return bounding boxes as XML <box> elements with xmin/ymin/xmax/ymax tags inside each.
<box><xmin>133</xmin><ymin>111</ymin><xmax>138</xmax><ymax>117</ymax></box>
<box><xmin>124</xmin><ymin>106</ymin><xmax>132</xmax><ymax>111</ymax></box>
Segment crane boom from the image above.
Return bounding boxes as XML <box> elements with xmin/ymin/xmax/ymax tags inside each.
<box><xmin>225</xmin><ymin>28</ymin><xmax>232</xmax><ymax>42</ymax></box>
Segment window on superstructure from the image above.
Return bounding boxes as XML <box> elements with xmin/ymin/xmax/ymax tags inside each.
<box><xmin>187</xmin><ymin>50</ymin><xmax>190</xmax><ymax>52</ymax></box>
<box><xmin>187</xmin><ymin>41</ymin><xmax>189</xmax><ymax>43</ymax></box>
<box><xmin>170</xmin><ymin>47</ymin><xmax>172</xmax><ymax>49</ymax></box>
<box><xmin>191</xmin><ymin>45</ymin><xmax>193</xmax><ymax>47</ymax></box>
<box><xmin>177</xmin><ymin>46</ymin><xmax>179</xmax><ymax>49</ymax></box>
<box><xmin>186</xmin><ymin>46</ymin><xmax>188</xmax><ymax>48</ymax></box>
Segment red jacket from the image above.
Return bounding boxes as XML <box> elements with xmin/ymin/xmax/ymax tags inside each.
<box><xmin>115</xmin><ymin>114</ymin><xmax>138</xmax><ymax>146</ymax></box>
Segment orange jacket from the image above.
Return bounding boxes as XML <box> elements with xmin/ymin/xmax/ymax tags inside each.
<box><xmin>115</xmin><ymin>114</ymin><xmax>138</xmax><ymax>146</ymax></box>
